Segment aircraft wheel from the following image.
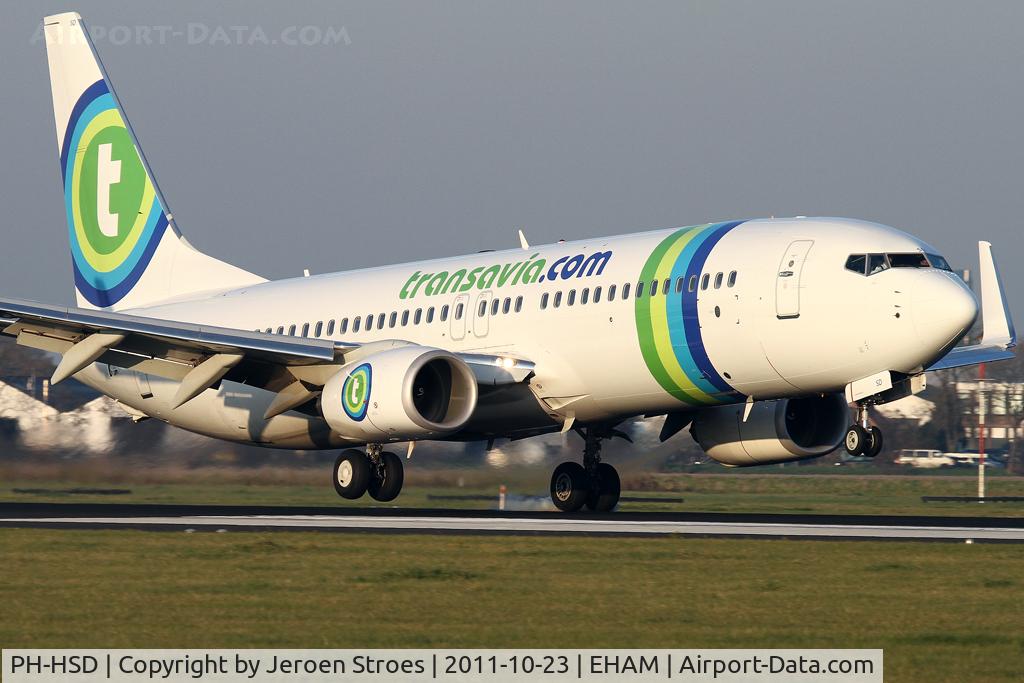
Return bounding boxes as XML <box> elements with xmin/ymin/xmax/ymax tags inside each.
<box><xmin>368</xmin><ymin>451</ymin><xmax>405</xmax><ymax>502</ymax></box>
<box><xmin>550</xmin><ymin>462</ymin><xmax>589</xmax><ymax>512</ymax></box>
<box><xmin>865</xmin><ymin>426</ymin><xmax>884</xmax><ymax>458</ymax></box>
<box><xmin>844</xmin><ymin>425</ymin><xmax>869</xmax><ymax>456</ymax></box>
<box><xmin>585</xmin><ymin>462</ymin><xmax>621</xmax><ymax>512</ymax></box>
<box><xmin>333</xmin><ymin>450</ymin><xmax>370</xmax><ymax>499</ymax></box>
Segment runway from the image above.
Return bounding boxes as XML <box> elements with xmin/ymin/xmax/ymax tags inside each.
<box><xmin>1</xmin><ymin>502</ymin><xmax>1022</xmax><ymax>541</ymax></box>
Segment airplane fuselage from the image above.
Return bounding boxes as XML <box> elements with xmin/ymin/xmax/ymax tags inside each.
<box><xmin>74</xmin><ymin>216</ymin><xmax>977</xmax><ymax>449</ymax></box>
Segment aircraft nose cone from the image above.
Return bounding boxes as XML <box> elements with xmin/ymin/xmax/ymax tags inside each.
<box><xmin>912</xmin><ymin>272</ymin><xmax>978</xmax><ymax>353</ymax></box>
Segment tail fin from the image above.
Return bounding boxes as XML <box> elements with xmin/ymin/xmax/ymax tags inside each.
<box><xmin>43</xmin><ymin>12</ymin><xmax>264</xmax><ymax>311</ymax></box>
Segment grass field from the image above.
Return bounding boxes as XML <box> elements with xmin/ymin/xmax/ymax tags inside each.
<box><xmin>3</xmin><ymin>470</ymin><xmax>1024</xmax><ymax>516</ymax></box>
<box><xmin>0</xmin><ymin>529</ymin><xmax>1021</xmax><ymax>683</ymax></box>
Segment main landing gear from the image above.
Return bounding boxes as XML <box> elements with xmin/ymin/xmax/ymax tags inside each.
<box><xmin>844</xmin><ymin>404</ymin><xmax>883</xmax><ymax>458</ymax></box>
<box><xmin>333</xmin><ymin>444</ymin><xmax>404</xmax><ymax>502</ymax></box>
<box><xmin>550</xmin><ymin>427</ymin><xmax>621</xmax><ymax>513</ymax></box>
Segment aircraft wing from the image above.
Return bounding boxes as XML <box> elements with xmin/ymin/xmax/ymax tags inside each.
<box><xmin>0</xmin><ymin>297</ymin><xmax>534</xmax><ymax>412</ymax></box>
<box><xmin>927</xmin><ymin>241</ymin><xmax>1016</xmax><ymax>372</ymax></box>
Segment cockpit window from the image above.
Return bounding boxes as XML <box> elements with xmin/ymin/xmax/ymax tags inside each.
<box><xmin>926</xmin><ymin>253</ymin><xmax>952</xmax><ymax>271</ymax></box>
<box><xmin>846</xmin><ymin>251</ymin><xmax>948</xmax><ymax>276</ymax></box>
<box><xmin>888</xmin><ymin>253</ymin><xmax>930</xmax><ymax>268</ymax></box>
<box><xmin>867</xmin><ymin>253</ymin><xmax>889</xmax><ymax>275</ymax></box>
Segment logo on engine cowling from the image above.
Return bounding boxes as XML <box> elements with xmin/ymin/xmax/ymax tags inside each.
<box><xmin>342</xmin><ymin>363</ymin><xmax>372</xmax><ymax>421</ymax></box>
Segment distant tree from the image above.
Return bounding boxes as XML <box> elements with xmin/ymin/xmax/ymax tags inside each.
<box><xmin>929</xmin><ymin>366</ymin><xmax>967</xmax><ymax>452</ymax></box>
<box><xmin>982</xmin><ymin>352</ymin><xmax>1024</xmax><ymax>474</ymax></box>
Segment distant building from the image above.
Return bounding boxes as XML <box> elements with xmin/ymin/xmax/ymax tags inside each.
<box><xmin>0</xmin><ymin>376</ymin><xmax>131</xmax><ymax>454</ymax></box>
<box><xmin>873</xmin><ymin>394</ymin><xmax>935</xmax><ymax>425</ymax></box>
<box><xmin>955</xmin><ymin>380</ymin><xmax>1023</xmax><ymax>451</ymax></box>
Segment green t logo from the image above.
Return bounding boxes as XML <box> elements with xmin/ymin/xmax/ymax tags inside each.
<box><xmin>96</xmin><ymin>142</ymin><xmax>122</xmax><ymax>237</ymax></box>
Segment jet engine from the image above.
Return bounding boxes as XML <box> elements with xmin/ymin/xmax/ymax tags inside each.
<box><xmin>321</xmin><ymin>346</ymin><xmax>478</xmax><ymax>442</ymax></box>
<box><xmin>690</xmin><ymin>393</ymin><xmax>847</xmax><ymax>466</ymax></box>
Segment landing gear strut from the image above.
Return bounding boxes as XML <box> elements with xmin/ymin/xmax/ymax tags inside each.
<box><xmin>332</xmin><ymin>444</ymin><xmax>405</xmax><ymax>502</ymax></box>
<box><xmin>550</xmin><ymin>427</ymin><xmax>621</xmax><ymax>512</ymax></box>
<box><xmin>844</xmin><ymin>404</ymin><xmax>883</xmax><ymax>458</ymax></box>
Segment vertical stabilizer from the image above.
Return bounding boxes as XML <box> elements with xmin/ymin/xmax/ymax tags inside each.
<box><xmin>44</xmin><ymin>12</ymin><xmax>264</xmax><ymax>311</ymax></box>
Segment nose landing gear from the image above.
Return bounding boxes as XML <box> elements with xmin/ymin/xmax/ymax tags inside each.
<box><xmin>332</xmin><ymin>444</ymin><xmax>405</xmax><ymax>502</ymax></box>
<box><xmin>549</xmin><ymin>427</ymin><xmax>622</xmax><ymax>512</ymax></box>
<box><xmin>844</xmin><ymin>404</ymin><xmax>883</xmax><ymax>458</ymax></box>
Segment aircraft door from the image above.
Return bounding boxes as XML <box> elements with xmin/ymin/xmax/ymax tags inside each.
<box><xmin>474</xmin><ymin>291</ymin><xmax>494</xmax><ymax>338</ymax></box>
<box><xmin>451</xmin><ymin>294</ymin><xmax>469</xmax><ymax>341</ymax></box>
<box><xmin>775</xmin><ymin>240</ymin><xmax>814</xmax><ymax>319</ymax></box>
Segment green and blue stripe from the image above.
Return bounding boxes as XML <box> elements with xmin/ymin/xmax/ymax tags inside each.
<box><xmin>635</xmin><ymin>221</ymin><xmax>745</xmax><ymax>405</ymax></box>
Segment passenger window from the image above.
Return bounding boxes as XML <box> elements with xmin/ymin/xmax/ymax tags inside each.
<box><xmin>440</xmin><ymin>305</ymin><xmax>449</xmax><ymax>322</ymax></box>
<box><xmin>313</xmin><ymin>321</ymin><xmax>322</xmax><ymax>337</ymax></box>
<box><xmin>340</xmin><ymin>318</ymin><xmax>348</xmax><ymax>334</ymax></box>
<box><xmin>675</xmin><ymin>277</ymin><xmax>684</xmax><ymax>294</ymax></box>
<box><xmin>455</xmin><ymin>303</ymin><xmax>464</xmax><ymax>319</ymax></box>
<box><xmin>688</xmin><ymin>275</ymin><xmax>698</xmax><ymax>292</ymax></box>
<box><xmin>327</xmin><ymin>320</ymin><xmax>335</xmax><ymax>336</ymax></box>
<box><xmin>288</xmin><ymin>324</ymin><xmax>297</xmax><ymax>336</ymax></box>
<box><xmin>401</xmin><ymin>311</ymin><xmax>409</xmax><ymax>326</ymax></box>
<box><xmin>414</xmin><ymin>308</ymin><xmax>422</xmax><ymax>325</ymax></box>
<box><xmin>714</xmin><ymin>272</ymin><xmax>723</xmax><ymax>289</ymax></box>
<box><xmin>427</xmin><ymin>307</ymin><xmax>435</xmax><ymax>323</ymax></box>
<box><xmin>503</xmin><ymin>297</ymin><xmax>511</xmax><ymax>314</ymax></box>
<box><xmin>515</xmin><ymin>296</ymin><xmax>523</xmax><ymax>312</ymax></box>
<box><xmin>608</xmin><ymin>284</ymin><xmax>617</xmax><ymax>300</ymax></box>
<box><xmin>491</xmin><ymin>299</ymin><xmax>500</xmax><ymax>316</ymax></box>
<box><xmin>352</xmin><ymin>317</ymin><xmax>361</xmax><ymax>333</ymax></box>
<box><xmin>636</xmin><ymin>282</ymin><xmax>644</xmax><ymax>298</ymax></box>
<box><xmin>567</xmin><ymin>289</ymin><xmax>576</xmax><ymax>306</ymax></box>
<box><xmin>701</xmin><ymin>274</ymin><xmax>710</xmax><ymax>290</ymax></box>
<box><xmin>554</xmin><ymin>291</ymin><xmax>563</xmax><ymax>308</ymax></box>
<box><xmin>727</xmin><ymin>271</ymin><xmax>737</xmax><ymax>287</ymax></box>
<box><xmin>365</xmin><ymin>315</ymin><xmax>373</xmax><ymax>331</ymax></box>
<box><xmin>541</xmin><ymin>292</ymin><xmax>549</xmax><ymax>310</ymax></box>
<box><xmin>663</xmin><ymin>279</ymin><xmax>671</xmax><ymax>295</ymax></box>
<box><xmin>581</xmin><ymin>288</ymin><xmax>589</xmax><ymax>305</ymax></box>
<box><xmin>478</xmin><ymin>301</ymin><xmax>487</xmax><ymax>317</ymax></box>
<box><xmin>389</xmin><ymin>312</ymin><xmax>397</xmax><ymax>328</ymax></box>
<box><xmin>868</xmin><ymin>254</ymin><xmax>889</xmax><ymax>275</ymax></box>
<box><xmin>621</xmin><ymin>283</ymin><xmax>630</xmax><ymax>299</ymax></box>
<box><xmin>649</xmin><ymin>280</ymin><xmax>658</xmax><ymax>297</ymax></box>
<box><xmin>845</xmin><ymin>254</ymin><xmax>867</xmax><ymax>275</ymax></box>
<box><xmin>594</xmin><ymin>286</ymin><xmax>602</xmax><ymax>303</ymax></box>
<box><xmin>377</xmin><ymin>313</ymin><xmax>386</xmax><ymax>329</ymax></box>
<box><xmin>301</xmin><ymin>323</ymin><xmax>310</xmax><ymax>337</ymax></box>
<box><xmin>276</xmin><ymin>326</ymin><xmax>284</xmax><ymax>335</ymax></box>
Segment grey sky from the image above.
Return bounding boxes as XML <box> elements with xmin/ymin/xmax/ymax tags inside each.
<box><xmin>3</xmin><ymin>1</ymin><xmax>1023</xmax><ymax>327</ymax></box>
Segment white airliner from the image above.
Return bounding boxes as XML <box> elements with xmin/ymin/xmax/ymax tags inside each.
<box><xmin>2</xmin><ymin>13</ymin><xmax>1015</xmax><ymax>511</ymax></box>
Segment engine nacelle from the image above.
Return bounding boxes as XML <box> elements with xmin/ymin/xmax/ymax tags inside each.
<box><xmin>690</xmin><ymin>393</ymin><xmax>847</xmax><ymax>466</ymax></box>
<box><xmin>321</xmin><ymin>346</ymin><xmax>478</xmax><ymax>442</ymax></box>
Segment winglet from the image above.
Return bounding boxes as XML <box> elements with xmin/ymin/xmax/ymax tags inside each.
<box><xmin>978</xmin><ymin>241</ymin><xmax>1016</xmax><ymax>348</ymax></box>
<box><xmin>518</xmin><ymin>229</ymin><xmax>530</xmax><ymax>250</ymax></box>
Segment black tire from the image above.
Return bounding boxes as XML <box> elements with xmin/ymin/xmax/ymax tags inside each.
<box><xmin>333</xmin><ymin>450</ymin><xmax>370</xmax><ymax>500</ymax></box>
<box><xmin>844</xmin><ymin>425</ymin><xmax>869</xmax><ymax>456</ymax></box>
<box><xmin>585</xmin><ymin>462</ymin><xmax>621</xmax><ymax>512</ymax></box>
<box><xmin>368</xmin><ymin>451</ymin><xmax>404</xmax><ymax>502</ymax></box>
<box><xmin>550</xmin><ymin>461</ymin><xmax>589</xmax><ymax>512</ymax></box>
<box><xmin>865</xmin><ymin>426</ymin><xmax>884</xmax><ymax>458</ymax></box>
